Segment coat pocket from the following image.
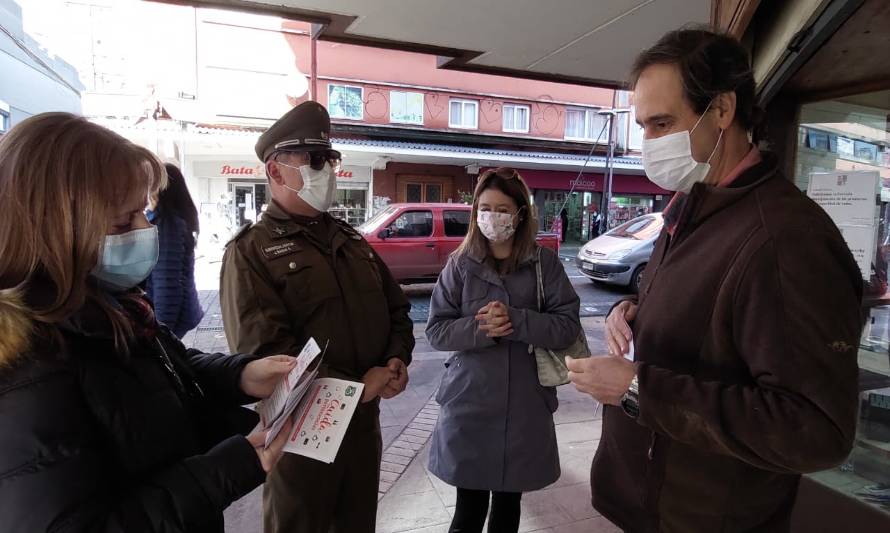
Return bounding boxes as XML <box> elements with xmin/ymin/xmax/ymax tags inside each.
<box><xmin>273</xmin><ymin>262</ymin><xmax>340</xmax><ymax>320</ymax></box>
<box><xmin>435</xmin><ymin>354</ymin><xmax>461</xmax><ymax>405</ymax></box>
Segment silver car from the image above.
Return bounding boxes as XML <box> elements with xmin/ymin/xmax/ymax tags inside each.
<box><xmin>575</xmin><ymin>213</ymin><xmax>664</xmax><ymax>293</ymax></box>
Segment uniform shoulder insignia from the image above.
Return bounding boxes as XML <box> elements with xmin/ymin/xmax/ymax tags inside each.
<box><xmin>334</xmin><ymin>218</ymin><xmax>362</xmax><ymax>237</ymax></box>
<box><xmin>334</xmin><ymin>218</ymin><xmax>364</xmax><ymax>241</ymax></box>
<box><xmin>226</xmin><ymin>222</ymin><xmax>253</xmax><ymax>246</ymax></box>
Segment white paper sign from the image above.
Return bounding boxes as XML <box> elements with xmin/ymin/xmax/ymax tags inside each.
<box><xmin>837</xmin><ymin>225</ymin><xmax>877</xmax><ymax>282</ymax></box>
<box><xmin>807</xmin><ymin>171</ymin><xmax>880</xmax><ymax>280</ymax></box>
<box><xmin>807</xmin><ymin>171</ymin><xmax>880</xmax><ymax>226</ymax></box>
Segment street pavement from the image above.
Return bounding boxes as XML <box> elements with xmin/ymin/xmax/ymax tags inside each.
<box><xmin>401</xmin><ymin>244</ymin><xmax>629</xmax><ymax>323</ymax></box>
<box><xmin>193</xmin><ymin>243</ymin><xmax>630</xmax><ymax>324</ymax></box>
<box><xmin>183</xmin><ymin>243</ymin><xmax>621</xmax><ymax>532</ymax></box>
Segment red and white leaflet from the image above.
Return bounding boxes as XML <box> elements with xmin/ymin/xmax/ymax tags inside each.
<box><xmin>283</xmin><ymin>378</ymin><xmax>364</xmax><ymax>464</ymax></box>
<box><xmin>256</xmin><ymin>338</ymin><xmax>324</xmax><ymax>444</ymax></box>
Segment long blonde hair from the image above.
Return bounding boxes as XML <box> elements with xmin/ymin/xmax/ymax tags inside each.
<box><xmin>455</xmin><ymin>167</ymin><xmax>538</xmax><ymax>273</ymax></box>
<box><xmin>0</xmin><ymin>113</ymin><xmax>165</xmax><ymax>352</ymax></box>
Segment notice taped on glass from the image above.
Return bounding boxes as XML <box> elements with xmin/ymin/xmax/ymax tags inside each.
<box><xmin>807</xmin><ymin>171</ymin><xmax>880</xmax><ymax>280</ymax></box>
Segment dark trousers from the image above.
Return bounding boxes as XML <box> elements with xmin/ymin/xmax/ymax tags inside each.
<box><xmin>263</xmin><ymin>403</ymin><xmax>382</xmax><ymax>533</ymax></box>
<box><xmin>449</xmin><ymin>488</ymin><xmax>522</xmax><ymax>533</ymax></box>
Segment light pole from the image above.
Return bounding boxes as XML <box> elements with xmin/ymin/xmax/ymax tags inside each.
<box><xmin>596</xmin><ymin>107</ymin><xmax>631</xmax><ymax>235</ymax></box>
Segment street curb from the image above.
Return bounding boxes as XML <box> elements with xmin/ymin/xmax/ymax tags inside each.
<box><xmin>378</xmin><ymin>398</ymin><xmax>440</xmax><ymax>501</ymax></box>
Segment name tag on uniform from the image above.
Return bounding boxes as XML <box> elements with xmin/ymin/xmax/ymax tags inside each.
<box><xmin>262</xmin><ymin>241</ymin><xmax>299</xmax><ymax>259</ymax></box>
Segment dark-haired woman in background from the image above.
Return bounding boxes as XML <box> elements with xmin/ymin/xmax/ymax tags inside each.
<box><xmin>146</xmin><ymin>163</ymin><xmax>205</xmax><ymax>338</ymax></box>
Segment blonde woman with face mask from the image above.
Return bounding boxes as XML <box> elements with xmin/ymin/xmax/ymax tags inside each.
<box><xmin>426</xmin><ymin>168</ymin><xmax>583</xmax><ymax>533</ymax></box>
<box><xmin>0</xmin><ymin>113</ymin><xmax>298</xmax><ymax>532</ymax></box>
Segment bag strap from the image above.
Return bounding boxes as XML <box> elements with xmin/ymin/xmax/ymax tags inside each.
<box><xmin>535</xmin><ymin>246</ymin><xmax>544</xmax><ymax>312</ymax></box>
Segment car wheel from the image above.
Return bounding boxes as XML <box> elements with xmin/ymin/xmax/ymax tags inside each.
<box><xmin>630</xmin><ymin>264</ymin><xmax>646</xmax><ymax>294</ymax></box>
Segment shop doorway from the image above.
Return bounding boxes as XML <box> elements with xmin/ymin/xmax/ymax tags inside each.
<box><xmin>230</xmin><ymin>181</ymin><xmax>268</xmax><ymax>227</ymax></box>
<box><xmin>397</xmin><ymin>176</ymin><xmax>452</xmax><ymax>203</ymax></box>
<box><xmin>535</xmin><ymin>190</ymin><xmax>601</xmax><ymax>244</ymax></box>
<box><xmin>607</xmin><ymin>195</ymin><xmax>655</xmax><ymax>231</ymax></box>
<box><xmin>330</xmin><ymin>187</ymin><xmax>369</xmax><ymax>226</ymax></box>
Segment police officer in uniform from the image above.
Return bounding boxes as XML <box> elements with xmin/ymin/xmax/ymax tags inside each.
<box><xmin>219</xmin><ymin>101</ymin><xmax>414</xmax><ymax>533</ymax></box>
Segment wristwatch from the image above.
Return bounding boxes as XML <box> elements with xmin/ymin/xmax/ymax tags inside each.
<box><xmin>621</xmin><ymin>373</ymin><xmax>640</xmax><ymax>420</ymax></box>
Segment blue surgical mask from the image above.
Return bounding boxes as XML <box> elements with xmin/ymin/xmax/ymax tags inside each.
<box><xmin>92</xmin><ymin>226</ymin><xmax>159</xmax><ymax>292</ymax></box>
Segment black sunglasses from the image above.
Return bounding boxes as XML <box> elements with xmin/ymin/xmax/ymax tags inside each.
<box><xmin>277</xmin><ymin>150</ymin><xmax>342</xmax><ymax>171</ymax></box>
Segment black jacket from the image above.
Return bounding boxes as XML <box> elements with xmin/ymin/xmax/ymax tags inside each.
<box><xmin>0</xmin><ymin>291</ymin><xmax>265</xmax><ymax>532</ymax></box>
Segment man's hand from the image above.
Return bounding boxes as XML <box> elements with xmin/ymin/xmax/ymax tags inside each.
<box><xmin>606</xmin><ymin>301</ymin><xmax>638</xmax><ymax>356</ymax></box>
<box><xmin>362</xmin><ymin>366</ymin><xmax>397</xmax><ymax>403</ymax></box>
<box><xmin>240</xmin><ymin>355</ymin><xmax>297</xmax><ymax>399</ymax></box>
<box><xmin>476</xmin><ymin>300</ymin><xmax>513</xmax><ymax>338</ymax></box>
<box><xmin>566</xmin><ymin>355</ymin><xmax>636</xmax><ymax>406</ymax></box>
<box><xmin>381</xmin><ymin>358</ymin><xmax>409</xmax><ymax>399</ymax></box>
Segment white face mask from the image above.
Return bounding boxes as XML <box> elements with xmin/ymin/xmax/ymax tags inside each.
<box><xmin>641</xmin><ymin>102</ymin><xmax>724</xmax><ymax>193</ymax></box>
<box><xmin>278</xmin><ymin>160</ymin><xmax>336</xmax><ymax>212</ymax></box>
<box><xmin>477</xmin><ymin>211</ymin><xmax>518</xmax><ymax>243</ymax></box>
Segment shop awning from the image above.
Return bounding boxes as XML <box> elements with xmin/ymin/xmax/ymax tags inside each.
<box><xmin>154</xmin><ymin>0</ymin><xmax>711</xmax><ymax>88</ymax></box>
<box><xmin>331</xmin><ymin>138</ymin><xmax>645</xmax><ymax>175</ymax></box>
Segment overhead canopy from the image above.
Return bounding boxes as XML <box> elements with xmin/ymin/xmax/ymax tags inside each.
<box><xmin>156</xmin><ymin>0</ymin><xmax>711</xmax><ymax>88</ymax></box>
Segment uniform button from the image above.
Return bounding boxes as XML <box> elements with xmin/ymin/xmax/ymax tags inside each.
<box><xmin>289</xmin><ymin>262</ymin><xmax>297</xmax><ymax>269</ymax></box>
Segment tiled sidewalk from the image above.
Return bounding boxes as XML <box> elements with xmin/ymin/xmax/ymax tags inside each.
<box><xmin>374</xmin><ymin>380</ymin><xmax>620</xmax><ymax>533</ymax></box>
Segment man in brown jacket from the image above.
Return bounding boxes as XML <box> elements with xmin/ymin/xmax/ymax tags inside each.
<box><xmin>220</xmin><ymin>101</ymin><xmax>414</xmax><ymax>533</ymax></box>
<box><xmin>566</xmin><ymin>29</ymin><xmax>863</xmax><ymax>532</ymax></box>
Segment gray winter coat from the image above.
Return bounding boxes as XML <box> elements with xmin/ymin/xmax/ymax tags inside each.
<box><xmin>426</xmin><ymin>246</ymin><xmax>581</xmax><ymax>492</ymax></box>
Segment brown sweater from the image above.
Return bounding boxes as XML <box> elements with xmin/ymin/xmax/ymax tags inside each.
<box><xmin>592</xmin><ymin>152</ymin><xmax>864</xmax><ymax>532</ymax></box>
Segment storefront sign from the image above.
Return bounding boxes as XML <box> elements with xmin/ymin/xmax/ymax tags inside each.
<box><xmin>512</xmin><ymin>168</ymin><xmax>670</xmax><ymax>195</ymax></box>
<box><xmin>336</xmin><ymin>165</ymin><xmax>371</xmax><ymax>190</ymax></box>
<box><xmin>194</xmin><ymin>160</ymin><xmax>266</xmax><ymax>179</ymax></box>
<box><xmin>808</xmin><ymin>170</ymin><xmax>880</xmax><ymax>280</ymax></box>
<box><xmin>221</xmin><ymin>164</ymin><xmax>264</xmax><ymax>176</ymax></box>
<box><xmin>570</xmin><ymin>177</ymin><xmax>598</xmax><ymax>189</ymax></box>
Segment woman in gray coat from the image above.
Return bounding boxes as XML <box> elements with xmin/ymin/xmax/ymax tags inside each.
<box><xmin>427</xmin><ymin>168</ymin><xmax>582</xmax><ymax>533</ymax></box>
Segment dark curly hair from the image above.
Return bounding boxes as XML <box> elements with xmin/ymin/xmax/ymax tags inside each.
<box><xmin>629</xmin><ymin>27</ymin><xmax>764</xmax><ymax>133</ymax></box>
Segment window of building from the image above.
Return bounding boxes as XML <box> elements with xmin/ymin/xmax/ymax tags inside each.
<box><xmin>388</xmin><ymin>210</ymin><xmax>433</xmax><ymax>238</ymax></box>
<box><xmin>444</xmin><ymin>210</ymin><xmax>471</xmax><ymax>237</ymax></box>
<box><xmin>390</xmin><ymin>91</ymin><xmax>424</xmax><ymax>125</ymax></box>
<box><xmin>328</xmin><ymin>84</ymin><xmax>363</xmax><ymax>120</ymax></box>
<box><xmin>449</xmin><ymin>99</ymin><xmax>478</xmax><ymax>129</ymax></box>
<box><xmin>794</xmin><ymin>89</ymin><xmax>890</xmax><ymax>518</ymax></box>
<box><xmin>0</xmin><ymin>100</ymin><xmax>9</xmax><ymax>134</ymax></box>
<box><xmin>801</xmin><ymin>126</ymin><xmax>884</xmax><ymax>169</ymax></box>
<box><xmin>503</xmin><ymin>104</ymin><xmax>530</xmax><ymax>133</ymax></box>
<box><xmin>565</xmin><ymin>107</ymin><xmax>609</xmax><ymax>142</ymax></box>
<box><xmin>628</xmin><ymin>106</ymin><xmax>644</xmax><ymax>150</ymax></box>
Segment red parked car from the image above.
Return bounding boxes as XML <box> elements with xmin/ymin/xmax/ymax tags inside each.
<box><xmin>359</xmin><ymin>203</ymin><xmax>560</xmax><ymax>284</ymax></box>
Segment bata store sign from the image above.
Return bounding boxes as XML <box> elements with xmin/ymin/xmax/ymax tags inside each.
<box><xmin>194</xmin><ymin>161</ymin><xmax>370</xmax><ymax>185</ymax></box>
<box><xmin>221</xmin><ymin>164</ymin><xmax>265</xmax><ymax>177</ymax></box>
<box><xmin>336</xmin><ymin>165</ymin><xmax>371</xmax><ymax>190</ymax></box>
<box><xmin>336</xmin><ymin>165</ymin><xmax>370</xmax><ymax>183</ymax></box>
<box><xmin>193</xmin><ymin>160</ymin><xmax>267</xmax><ymax>179</ymax></box>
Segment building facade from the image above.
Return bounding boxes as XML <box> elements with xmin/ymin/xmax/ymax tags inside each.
<box><xmin>0</xmin><ymin>0</ymin><xmax>82</xmax><ymax>134</ymax></box>
<box><xmin>25</xmin><ymin>2</ymin><xmax>659</xmax><ymax>243</ymax></box>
